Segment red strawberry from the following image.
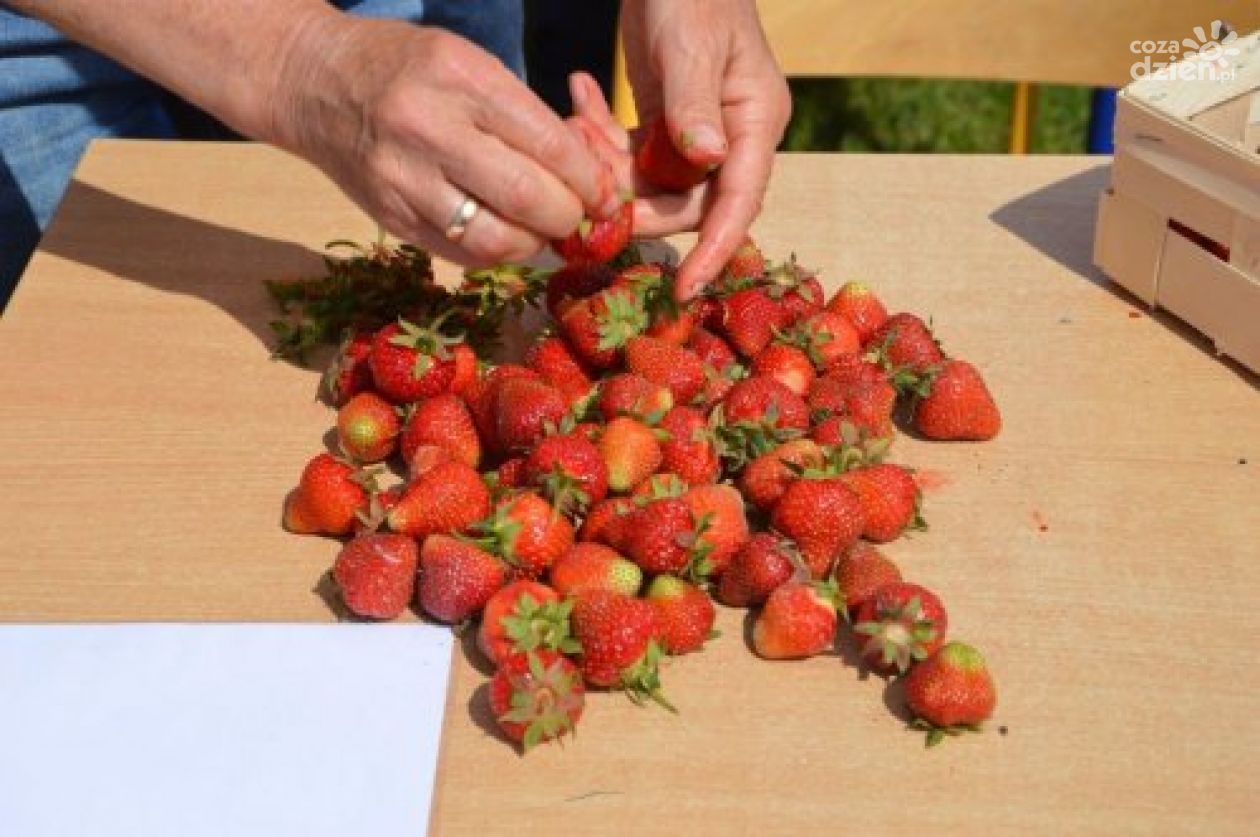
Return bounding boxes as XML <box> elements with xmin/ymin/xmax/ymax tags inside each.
<box><xmin>416</xmin><ymin>534</ymin><xmax>506</xmax><ymax>623</ymax></box>
<box><xmin>612</xmin><ymin>262</ymin><xmax>692</xmax><ymax>347</ymax></box>
<box><xmin>369</xmin><ymin>318</ymin><xmax>463</xmax><ymax>404</ymax></box>
<box><xmin>494</xmin><ymin>377</ymin><xmax>568</xmax><ymax>455</ymax></box>
<box><xmin>658</xmin><ymin>406</ymin><xmax>721</xmax><ymax>486</ymax></box>
<box><xmin>524</xmin><ymin>432</ymin><xmax>609</xmax><ymax>517</ymax></box>
<box><xmin>826</xmin><ymin>281</ymin><xmax>889</xmax><ymax>344</ymax></box>
<box><xmin>624</xmin><ymin>336</ymin><xmax>706</xmax><ymax>404</ymax></box>
<box><xmin>853</xmin><ymin>582</ymin><xmax>948</xmax><ymax>674</ymax></box>
<box><xmin>646</xmin><ymin>575</ymin><xmax>716</xmax><ymax>654</ymax></box>
<box><xmin>765</xmin><ymin>260</ymin><xmax>824</xmax><ymax>323</ymax></box>
<box><xmin>335</xmin><ymin>392</ymin><xmax>400</xmax><ymax>463</ymax></box>
<box><xmin>322</xmin><ymin>331</ymin><xmax>373</xmax><ymax>406</ymax></box>
<box><xmin>769</xmin><ymin>478</ymin><xmax>866</xmax><ymax>578</ymax></box>
<box><xmin>793</xmin><ymin>311</ymin><xmax>861</xmax><ymax>371</ymax></box>
<box><xmin>717</xmin><ymin>532</ymin><xmax>803</xmax><ymax>607</ymax></box>
<box><xmin>832</xmin><ymin>543</ymin><xmax>902</xmax><ymax>613</ymax></box>
<box><xmin>524</xmin><ymin>335</ymin><xmax>593</xmax><ymax>407</ymax></box>
<box><xmin>489</xmin><ymin>650</ymin><xmax>586</xmax><ymax>751</ymax></box>
<box><xmin>911</xmin><ymin>360</ymin><xmax>1001</xmax><ymax>441</ymax></box>
<box><xmin>465</xmin><ymin>364</ymin><xmax>541</xmax><ymax>452</ymax></box>
<box><xmin>681</xmin><ymin>484</ymin><xmax>750</xmax><ymax>577</ymax></box>
<box><xmin>550</xmin><ymin>543</ymin><xmax>643</xmax><ymax>597</ymax></box>
<box><xmin>570</xmin><ymin>590</ymin><xmax>670</xmax><ymax>707</ymax></box>
<box><xmin>720</xmin><ymin>287</ymin><xmax>790</xmax><ymax>358</ymax></box>
<box><xmin>473</xmin><ymin>491</ymin><xmax>574</xmax><ymax>579</ymax></box>
<box><xmin>598</xmin><ymin>417</ymin><xmax>664</xmax><ymax>492</ymax></box>
<box><xmin>867</xmin><ymin>313</ymin><xmax>943</xmax><ymax>374</ymax></box>
<box><xmin>449</xmin><ymin>344</ymin><xmax>479</xmax><ymax>397</ymax></box>
<box><xmin>577</xmin><ymin>496</ymin><xmax>638</xmax><ymax>550</ymax></box>
<box><xmin>495</xmin><ymin>456</ymin><xmax>528</xmax><ymax>490</ymax></box>
<box><xmin>552</xmin><ymin>200</ymin><xmax>634</xmax><ymax>265</ymax></box>
<box><xmin>400</xmin><ymin>393</ymin><xmax>481</xmax><ymax>469</ymax></box>
<box><xmin>387</xmin><ymin>460</ymin><xmax>490</xmax><ymax>539</ymax></box>
<box><xmin>839</xmin><ymin>464</ymin><xmax>924</xmax><ymax>543</ymax></box>
<box><xmin>752</xmin><ymin>580</ymin><xmax>841</xmax><ymax>660</ymax></box>
<box><xmin>283</xmin><ymin>453</ymin><xmax>372</xmax><ymax>536</ymax></box>
<box><xmin>905</xmin><ymin>641</ymin><xmax>997</xmax><ymax>746</ymax></box>
<box><xmin>332</xmin><ymin>533</ymin><xmax>418</xmax><ymax>620</ymax></box>
<box><xmin>723</xmin><ymin>236</ymin><xmax>766</xmax><ymax>282</ymax></box>
<box><xmin>623</xmin><ymin>498</ymin><xmax>697</xmax><ymax>576</ymax></box>
<box><xmin>687</xmin><ymin>327</ymin><xmax>738</xmax><ymax>373</ymax></box>
<box><xmin>750</xmin><ymin>343</ymin><xmax>815</xmax><ymax>396</ymax></box>
<box><xmin>721</xmin><ymin>376</ymin><xmax>810</xmax><ymax>432</ymax></box>
<box><xmin>597</xmin><ymin>372</ymin><xmax>673</xmax><ymax>421</ymax></box>
<box><xmin>477</xmin><ymin>580</ymin><xmax>578</xmax><ymax>666</ymax></box>
<box><xmin>737</xmin><ymin>439</ymin><xmax>825</xmax><ymax>512</ymax></box>
<box><xmin>558</xmin><ymin>286</ymin><xmax>647</xmax><ymax>369</ymax></box>
<box><xmin>545</xmin><ymin>263</ymin><xmax>612</xmax><ymax>319</ymax></box>
<box><xmin>807</xmin><ymin>363</ymin><xmax>897</xmax><ymax>442</ymax></box>
<box><xmin>635</xmin><ymin>117</ymin><xmax>711</xmax><ymax>192</ymax></box>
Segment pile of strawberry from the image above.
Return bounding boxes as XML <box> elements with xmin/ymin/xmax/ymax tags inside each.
<box><xmin>279</xmin><ymin>116</ymin><xmax>1000</xmax><ymax>752</ymax></box>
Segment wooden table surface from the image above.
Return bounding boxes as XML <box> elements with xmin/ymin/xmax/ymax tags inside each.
<box><xmin>1</xmin><ymin>141</ymin><xmax>1257</xmax><ymax>834</ymax></box>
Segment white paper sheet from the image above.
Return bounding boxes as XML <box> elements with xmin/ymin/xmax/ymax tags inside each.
<box><xmin>0</xmin><ymin>623</ymin><xmax>453</xmax><ymax>837</ymax></box>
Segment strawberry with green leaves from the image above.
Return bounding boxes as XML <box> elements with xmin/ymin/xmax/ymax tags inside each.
<box><xmin>524</xmin><ymin>432</ymin><xmax>609</xmax><ymax>518</ymax></box>
<box><xmin>752</xmin><ymin>580</ymin><xmax>841</xmax><ymax>660</ymax></box>
<box><xmin>472</xmin><ymin>491</ymin><xmax>574</xmax><ymax>579</ymax></box>
<box><xmin>596</xmin><ymin>372</ymin><xmax>673</xmax><ymax>422</ymax></box>
<box><xmin>681</xmin><ymin>484</ymin><xmax>750</xmax><ymax>577</ymax></box>
<box><xmin>791</xmin><ymin>311</ymin><xmax>861</xmax><ymax>371</ymax></box>
<box><xmin>490</xmin><ymin>650</ymin><xmax>586</xmax><ymax>751</ymax></box>
<box><xmin>570</xmin><ymin>590</ymin><xmax>671</xmax><ymax>708</ymax></box>
<box><xmin>400</xmin><ymin>393</ymin><xmax>481</xmax><ymax>469</ymax></box>
<box><xmin>369</xmin><ymin>316</ymin><xmax>464</xmax><ymax>404</ymax></box>
<box><xmin>559</xmin><ymin>286</ymin><xmax>648</xmax><ymax>370</ymax></box>
<box><xmin>550</xmin><ymin>543</ymin><xmax>643</xmax><ymax>597</ymax></box>
<box><xmin>723</xmin><ymin>235</ymin><xmax>766</xmax><ymax>282</ymax></box>
<box><xmin>765</xmin><ymin>259</ymin><xmax>824</xmax><ymax>324</ymax></box>
<box><xmin>623</xmin><ymin>497</ymin><xmax>699</xmax><ymax>577</ymax></box>
<box><xmin>910</xmin><ymin>360</ymin><xmax>1001</xmax><ymax>441</ymax></box>
<box><xmin>338</xmin><ymin>392</ymin><xmax>399</xmax><ymax>464</ymax></box>
<box><xmin>646</xmin><ymin>575</ymin><xmax>716</xmax><ymax>654</ymax></box>
<box><xmin>416</xmin><ymin>534</ymin><xmax>507</xmax><ymax>623</ymax></box>
<box><xmin>866</xmin><ymin>312</ymin><xmax>943</xmax><ymax>375</ymax></box>
<box><xmin>332</xmin><ymin>532</ymin><xmax>418</xmax><ymax>620</ymax></box>
<box><xmin>476</xmin><ymin>580</ymin><xmax>578</xmax><ymax>666</ymax></box>
<box><xmin>853</xmin><ymin>582</ymin><xmax>948</xmax><ymax>674</ymax></box>
<box><xmin>906</xmin><ymin>641</ymin><xmax>997</xmax><ymax>747</ymax></box>
<box><xmin>552</xmin><ymin>199</ymin><xmax>634</xmax><ymax>266</ymax></box>
<box><xmin>524</xmin><ymin>335</ymin><xmax>593</xmax><ymax>407</ymax></box>
<box><xmin>737</xmin><ymin>439</ymin><xmax>826</xmax><ymax>512</ymax></box>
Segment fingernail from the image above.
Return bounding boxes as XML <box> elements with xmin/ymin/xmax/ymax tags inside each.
<box><xmin>683</xmin><ymin>125</ymin><xmax>726</xmax><ymax>158</ymax></box>
<box><xmin>571</xmin><ymin>75</ymin><xmax>587</xmax><ymax>110</ymax></box>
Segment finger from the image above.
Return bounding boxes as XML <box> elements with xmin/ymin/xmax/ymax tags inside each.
<box><xmin>674</xmin><ymin>127</ymin><xmax>775</xmax><ymax>300</ymax></box>
<box><xmin>658</xmin><ymin>40</ymin><xmax>729</xmax><ymax>166</ymax></box>
<box><xmin>475</xmin><ymin>75</ymin><xmax>622</xmax><ymax>219</ymax></box>
<box><xmin>437</xmin><ymin>129</ymin><xmax>585</xmax><ymax>242</ymax></box>
<box><xmin>453</xmin><ymin>196</ymin><xmax>548</xmax><ymax>267</ymax></box>
<box><xmin>570</xmin><ymin>72</ymin><xmax>630</xmax><ymax>153</ymax></box>
<box><xmin>632</xmin><ymin>186</ymin><xmax>710</xmax><ymax>237</ymax></box>
<box><xmin>568</xmin><ymin>114</ymin><xmax>635</xmax><ymax>200</ymax></box>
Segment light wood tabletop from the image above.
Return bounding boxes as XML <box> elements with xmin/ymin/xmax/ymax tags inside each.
<box><xmin>1</xmin><ymin>141</ymin><xmax>1257</xmax><ymax>834</ymax></box>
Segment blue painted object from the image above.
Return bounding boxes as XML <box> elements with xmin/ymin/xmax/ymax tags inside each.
<box><xmin>1087</xmin><ymin>88</ymin><xmax>1117</xmax><ymax>154</ymax></box>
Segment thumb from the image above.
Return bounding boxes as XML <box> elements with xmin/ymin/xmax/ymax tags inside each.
<box><xmin>659</xmin><ymin>51</ymin><xmax>728</xmax><ymax>166</ymax></box>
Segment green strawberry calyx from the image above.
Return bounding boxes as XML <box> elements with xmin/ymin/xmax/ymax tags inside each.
<box><xmin>501</xmin><ymin>595</ymin><xmax>581</xmax><ymax>657</ymax></box>
<box><xmin>910</xmin><ymin>718</ymin><xmax>985</xmax><ymax>749</ymax></box>
<box><xmin>620</xmin><ymin>641</ymin><xmax>676</xmax><ymax>713</ymax></box>
<box><xmin>854</xmin><ymin>595</ymin><xmax>938</xmax><ymax>673</ymax></box>
<box><xmin>498</xmin><ymin>652</ymin><xmax>584</xmax><ymax>752</ymax></box>
<box><xmin>389</xmin><ymin>310</ymin><xmax>466</xmax><ymax>378</ymax></box>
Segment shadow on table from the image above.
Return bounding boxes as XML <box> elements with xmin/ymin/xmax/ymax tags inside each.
<box><xmin>38</xmin><ymin>180</ymin><xmax>325</xmax><ymax>355</ymax></box>
<box><xmin>989</xmin><ymin>164</ymin><xmax>1258</xmax><ymax>388</ymax></box>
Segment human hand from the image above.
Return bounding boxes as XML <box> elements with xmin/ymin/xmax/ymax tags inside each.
<box><xmin>616</xmin><ymin>0</ymin><xmax>791</xmax><ymax>300</ymax></box>
<box><xmin>268</xmin><ymin>13</ymin><xmax>621</xmax><ymax>266</ymax></box>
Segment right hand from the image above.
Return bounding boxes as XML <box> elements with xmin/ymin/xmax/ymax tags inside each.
<box><xmin>268</xmin><ymin>13</ymin><xmax>621</xmax><ymax>265</ymax></box>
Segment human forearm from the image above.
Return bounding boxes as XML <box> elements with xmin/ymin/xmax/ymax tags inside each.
<box><xmin>6</xmin><ymin>0</ymin><xmax>338</xmax><ymax>143</ymax></box>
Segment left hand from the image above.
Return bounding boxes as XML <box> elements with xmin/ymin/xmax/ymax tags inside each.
<box><xmin>575</xmin><ymin>0</ymin><xmax>791</xmax><ymax>300</ymax></box>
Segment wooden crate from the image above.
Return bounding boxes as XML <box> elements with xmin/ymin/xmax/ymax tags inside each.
<box><xmin>1094</xmin><ymin>28</ymin><xmax>1260</xmax><ymax>372</ymax></box>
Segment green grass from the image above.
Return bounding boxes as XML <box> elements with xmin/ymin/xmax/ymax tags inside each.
<box><xmin>782</xmin><ymin>78</ymin><xmax>1092</xmax><ymax>154</ymax></box>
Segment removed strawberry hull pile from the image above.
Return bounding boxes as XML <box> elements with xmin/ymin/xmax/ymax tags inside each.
<box><xmin>275</xmin><ymin>132</ymin><xmax>999</xmax><ymax>748</ymax></box>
